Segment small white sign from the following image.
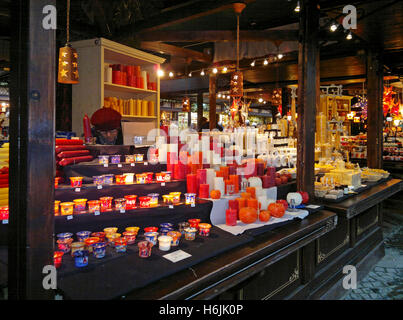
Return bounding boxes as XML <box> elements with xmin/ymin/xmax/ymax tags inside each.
<box><xmin>118</xmin><ymin>164</ymin><xmax>122</xmax><ymax>168</ymax></box>
<box><xmin>103</xmin><ymin>164</ymin><xmax>108</xmax><ymax>168</ymax></box>
<box><xmin>163</xmin><ymin>250</ymin><xmax>192</xmax><ymax>263</ymax></box>
<box><xmin>161</xmin><ymin>182</ymin><xmax>166</xmax><ymax>187</ymax></box>
<box><xmin>120</xmin><ymin>209</ymin><xmax>126</xmax><ymax>213</ymax></box>
<box><xmin>191</xmin><ymin>203</ymin><xmax>195</xmax><ymax>207</ymax></box>
<box><xmin>74</xmin><ymin>188</ymin><xmax>81</xmax><ymax>192</ymax></box>
<box><xmin>169</xmin><ymin>205</ymin><xmax>174</xmax><ymax>209</ymax></box>
<box><xmin>94</xmin><ymin>211</ymin><xmax>100</xmax><ymax>216</ymax></box>
<box><xmin>306</xmin><ymin>204</ymin><xmax>320</xmax><ymax>209</ymax></box>
<box><xmin>131</xmin><ymin>163</ymin><xmax>135</xmax><ymax>167</ymax></box>
<box><xmin>97</xmin><ymin>185</ymin><xmax>102</xmax><ymax>189</ymax></box>
<box><xmin>144</xmin><ymin>162</ymin><xmax>148</xmax><ymax>166</ymax></box>
<box><xmin>67</xmin><ymin>215</ymin><xmax>73</xmax><ymax>220</ymax></box>
<box><xmin>2</xmin><ymin>219</ymin><xmax>8</xmax><ymax>224</ymax></box>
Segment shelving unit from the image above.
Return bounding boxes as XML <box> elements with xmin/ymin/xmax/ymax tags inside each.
<box><xmin>71</xmin><ymin>38</ymin><xmax>165</xmax><ymax>142</ymax></box>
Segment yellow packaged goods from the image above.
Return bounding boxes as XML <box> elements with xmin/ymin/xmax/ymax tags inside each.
<box><xmin>142</xmin><ymin>100</ymin><xmax>148</xmax><ymax>116</ymax></box>
<box><xmin>130</xmin><ymin>99</ymin><xmax>135</xmax><ymax>115</ymax></box>
<box><xmin>136</xmin><ymin>99</ymin><xmax>142</xmax><ymax>115</ymax></box>
<box><xmin>148</xmin><ymin>101</ymin><xmax>155</xmax><ymax>116</ymax></box>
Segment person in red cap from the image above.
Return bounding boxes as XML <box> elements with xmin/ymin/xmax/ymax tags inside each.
<box><xmin>90</xmin><ymin>107</ymin><xmax>123</xmax><ymax>145</ymax></box>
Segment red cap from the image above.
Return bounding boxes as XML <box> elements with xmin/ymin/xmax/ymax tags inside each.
<box><xmin>90</xmin><ymin>107</ymin><xmax>122</xmax><ymax>130</ymax></box>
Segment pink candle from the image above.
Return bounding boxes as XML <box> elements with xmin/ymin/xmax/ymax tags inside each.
<box><xmin>186</xmin><ymin>174</ymin><xmax>198</xmax><ymax>194</ymax></box>
<box><xmin>257</xmin><ymin>162</ymin><xmax>264</xmax><ymax>176</ymax></box>
<box><xmin>226</xmin><ymin>209</ymin><xmax>237</xmax><ymax>226</ymax></box>
<box><xmin>196</xmin><ymin>169</ymin><xmax>207</xmax><ymax>185</ymax></box>
<box><xmin>266</xmin><ymin>167</ymin><xmax>276</xmax><ymax>187</ymax></box>
<box><xmin>199</xmin><ymin>184</ymin><xmax>210</xmax><ymax>198</ymax></box>
<box><xmin>261</xmin><ymin>175</ymin><xmax>271</xmax><ymax>188</ymax></box>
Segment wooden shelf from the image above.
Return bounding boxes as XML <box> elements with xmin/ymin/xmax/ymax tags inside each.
<box><xmin>104</xmin><ymin>82</ymin><xmax>157</xmax><ymax>95</ymax></box>
<box><xmin>121</xmin><ymin>115</ymin><xmax>157</xmax><ymax>120</ymax></box>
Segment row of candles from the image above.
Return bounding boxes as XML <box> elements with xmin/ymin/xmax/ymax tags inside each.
<box><xmin>224</xmin><ymin>186</ymin><xmax>259</xmax><ymax>226</ymax></box>
<box><xmin>54</xmin><ymin>219</ymin><xmax>211</xmax><ymax>268</ymax></box>
<box><xmin>55</xmin><ymin>192</ymin><xmax>197</xmax><ymax>216</ymax></box>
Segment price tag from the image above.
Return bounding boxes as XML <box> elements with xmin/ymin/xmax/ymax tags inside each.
<box><xmin>131</xmin><ymin>163</ymin><xmax>135</xmax><ymax>167</ymax></box>
<box><xmin>2</xmin><ymin>220</ymin><xmax>8</xmax><ymax>224</ymax></box>
<box><xmin>306</xmin><ymin>204</ymin><xmax>320</xmax><ymax>209</ymax></box>
<box><xmin>161</xmin><ymin>182</ymin><xmax>166</xmax><ymax>187</ymax></box>
<box><xmin>120</xmin><ymin>209</ymin><xmax>126</xmax><ymax>213</ymax></box>
<box><xmin>74</xmin><ymin>188</ymin><xmax>81</xmax><ymax>192</ymax></box>
<box><xmin>97</xmin><ymin>185</ymin><xmax>103</xmax><ymax>189</ymax></box>
<box><xmin>191</xmin><ymin>203</ymin><xmax>195</xmax><ymax>208</ymax></box>
<box><xmin>163</xmin><ymin>250</ymin><xmax>192</xmax><ymax>263</ymax></box>
<box><xmin>118</xmin><ymin>164</ymin><xmax>122</xmax><ymax>168</ymax></box>
<box><xmin>94</xmin><ymin>211</ymin><xmax>100</xmax><ymax>216</ymax></box>
<box><xmin>66</xmin><ymin>215</ymin><xmax>73</xmax><ymax>220</ymax></box>
<box><xmin>103</xmin><ymin>164</ymin><xmax>108</xmax><ymax>168</ymax></box>
<box><xmin>143</xmin><ymin>162</ymin><xmax>148</xmax><ymax>166</ymax></box>
<box><xmin>169</xmin><ymin>205</ymin><xmax>174</xmax><ymax>209</ymax></box>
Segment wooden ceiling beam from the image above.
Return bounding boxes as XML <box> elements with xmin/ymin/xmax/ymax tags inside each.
<box><xmin>139</xmin><ymin>42</ymin><xmax>212</xmax><ymax>63</ymax></box>
<box><xmin>136</xmin><ymin>30</ymin><xmax>299</xmax><ymax>42</ymax></box>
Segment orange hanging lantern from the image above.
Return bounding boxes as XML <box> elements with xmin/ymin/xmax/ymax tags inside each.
<box><xmin>230</xmin><ymin>71</ymin><xmax>243</xmax><ymax>98</ymax></box>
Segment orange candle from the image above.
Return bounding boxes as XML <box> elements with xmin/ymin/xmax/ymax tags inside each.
<box><xmin>246</xmin><ymin>187</ymin><xmax>256</xmax><ymax>199</ymax></box>
<box><xmin>221</xmin><ymin>166</ymin><xmax>229</xmax><ymax>180</ymax></box>
<box><xmin>216</xmin><ymin>170</ymin><xmax>223</xmax><ymax>178</ymax></box>
<box><xmin>230</xmin><ymin>175</ymin><xmax>239</xmax><ymax>194</ymax></box>
<box><xmin>241</xmin><ymin>192</ymin><xmax>251</xmax><ymax>199</ymax></box>
<box><xmin>247</xmin><ymin>198</ymin><xmax>258</xmax><ymax>210</ymax></box>
<box><xmin>236</xmin><ymin>197</ymin><xmax>247</xmax><ymax>209</ymax></box>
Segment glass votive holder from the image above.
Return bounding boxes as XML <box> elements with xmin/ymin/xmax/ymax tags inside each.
<box><xmin>55</xmin><ymin>177</ymin><xmax>60</xmax><ymax>189</ymax></box>
<box><xmin>160</xmin><ymin>222</ymin><xmax>173</xmax><ymax>229</ymax></box>
<box><xmin>56</xmin><ymin>238</ymin><xmax>73</xmax><ymax>254</ymax></box>
<box><xmin>124</xmin><ymin>195</ymin><xmax>137</xmax><ymax>209</ymax></box>
<box><xmin>91</xmin><ymin>232</ymin><xmax>106</xmax><ymax>242</ymax></box>
<box><xmin>114</xmin><ymin>237</ymin><xmax>128</xmax><ymax>253</ymax></box>
<box><xmin>185</xmin><ymin>193</ymin><xmax>196</xmax><ymax>205</ymax></box>
<box><xmin>162</xmin><ymin>171</ymin><xmax>172</xmax><ymax>182</ymax></box>
<box><xmin>226</xmin><ymin>184</ymin><xmax>235</xmax><ymax>195</ymax></box>
<box><xmin>106</xmin><ymin>232</ymin><xmax>121</xmax><ymax>247</ymax></box>
<box><xmin>134</xmin><ymin>153</ymin><xmax>144</xmax><ymax>162</ymax></box>
<box><xmin>98</xmin><ymin>155</ymin><xmax>109</xmax><ymax>165</ymax></box>
<box><xmin>198</xmin><ymin>223</ymin><xmax>212</xmax><ymax>237</ymax></box>
<box><xmin>114</xmin><ymin>198</ymin><xmax>127</xmax><ymax>211</ymax></box>
<box><xmin>54</xmin><ymin>200</ymin><xmax>61</xmax><ymax>216</ymax></box>
<box><xmin>73</xmin><ymin>250</ymin><xmax>89</xmax><ymax>268</ymax></box>
<box><xmin>84</xmin><ymin>237</ymin><xmax>99</xmax><ymax>253</ymax></box>
<box><xmin>188</xmin><ymin>218</ymin><xmax>201</xmax><ymax>230</ymax></box>
<box><xmin>73</xmin><ymin>198</ymin><xmax>87</xmax><ymax>212</ymax></box>
<box><xmin>123</xmin><ymin>173</ymin><xmax>135</xmax><ymax>184</ymax></box>
<box><xmin>139</xmin><ymin>196</ymin><xmax>151</xmax><ymax>208</ymax></box>
<box><xmin>100</xmin><ymin>196</ymin><xmax>113</xmax><ymax>212</ymax></box>
<box><xmin>125</xmin><ymin>226</ymin><xmax>139</xmax><ymax>235</ymax></box>
<box><xmin>115</xmin><ymin>174</ymin><xmax>126</xmax><ymax>185</ymax></box>
<box><xmin>93</xmin><ymin>175</ymin><xmax>104</xmax><ymax>185</ymax></box>
<box><xmin>76</xmin><ymin>231</ymin><xmax>91</xmax><ymax>242</ymax></box>
<box><xmin>178</xmin><ymin>222</ymin><xmax>190</xmax><ymax>235</ymax></box>
<box><xmin>56</xmin><ymin>232</ymin><xmax>73</xmax><ymax>241</ymax></box>
<box><xmin>158</xmin><ymin>235</ymin><xmax>173</xmax><ymax>251</ymax></box>
<box><xmin>136</xmin><ymin>173</ymin><xmax>147</xmax><ymax>184</ymax></box>
<box><xmin>87</xmin><ymin>200</ymin><xmax>101</xmax><ymax>213</ymax></box>
<box><xmin>155</xmin><ymin>172</ymin><xmax>165</xmax><ymax>182</ymax></box>
<box><xmin>159</xmin><ymin>227</ymin><xmax>173</xmax><ymax>235</ymax></box>
<box><xmin>184</xmin><ymin>227</ymin><xmax>197</xmax><ymax>241</ymax></box>
<box><xmin>70</xmin><ymin>242</ymin><xmax>85</xmax><ymax>257</ymax></box>
<box><xmin>144</xmin><ymin>232</ymin><xmax>159</xmax><ymax>245</ymax></box>
<box><xmin>170</xmin><ymin>192</ymin><xmax>181</xmax><ymax>204</ymax></box>
<box><xmin>162</xmin><ymin>194</ymin><xmax>173</xmax><ymax>204</ymax></box>
<box><xmin>144</xmin><ymin>172</ymin><xmax>154</xmax><ymax>183</ymax></box>
<box><xmin>125</xmin><ymin>155</ymin><xmax>135</xmax><ymax>163</ymax></box>
<box><xmin>138</xmin><ymin>240</ymin><xmax>153</xmax><ymax>258</ymax></box>
<box><xmin>53</xmin><ymin>251</ymin><xmax>64</xmax><ymax>269</ymax></box>
<box><xmin>103</xmin><ymin>227</ymin><xmax>118</xmax><ymax>236</ymax></box>
<box><xmin>102</xmin><ymin>174</ymin><xmax>114</xmax><ymax>185</ymax></box>
<box><xmin>70</xmin><ymin>177</ymin><xmax>83</xmax><ymax>188</ymax></box>
<box><xmin>144</xmin><ymin>227</ymin><xmax>158</xmax><ymax>233</ymax></box>
<box><xmin>110</xmin><ymin>155</ymin><xmax>121</xmax><ymax>164</ymax></box>
<box><xmin>147</xmin><ymin>193</ymin><xmax>159</xmax><ymax>206</ymax></box>
<box><xmin>122</xmin><ymin>231</ymin><xmax>137</xmax><ymax>245</ymax></box>
<box><xmin>167</xmin><ymin>231</ymin><xmax>182</xmax><ymax>246</ymax></box>
<box><xmin>93</xmin><ymin>242</ymin><xmax>107</xmax><ymax>259</ymax></box>
<box><xmin>60</xmin><ymin>202</ymin><xmax>74</xmax><ymax>216</ymax></box>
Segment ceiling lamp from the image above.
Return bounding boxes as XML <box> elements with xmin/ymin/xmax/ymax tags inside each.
<box><xmin>250</xmin><ymin>60</ymin><xmax>256</xmax><ymax>67</ymax></box>
<box><xmin>223</xmin><ymin>66</ymin><xmax>228</xmax><ymax>73</ymax></box>
<box><xmin>200</xmin><ymin>70</ymin><xmax>205</xmax><ymax>76</ymax></box>
<box><xmin>217</xmin><ymin>93</ymin><xmax>222</xmax><ymax>98</ymax></box>
<box><xmin>58</xmin><ymin>0</ymin><xmax>79</xmax><ymax>84</ymax></box>
<box><xmin>294</xmin><ymin>1</ymin><xmax>300</xmax><ymax>12</ymax></box>
<box><xmin>212</xmin><ymin>67</ymin><xmax>218</xmax><ymax>74</ymax></box>
<box><xmin>169</xmin><ymin>71</ymin><xmax>174</xmax><ymax>78</ymax></box>
<box><xmin>258</xmin><ymin>98</ymin><xmax>263</xmax><ymax>103</ymax></box>
<box><xmin>157</xmin><ymin>69</ymin><xmax>164</xmax><ymax>77</ymax></box>
<box><xmin>263</xmin><ymin>59</ymin><xmax>268</xmax><ymax>66</ymax></box>
<box><xmin>330</xmin><ymin>22</ymin><xmax>338</xmax><ymax>32</ymax></box>
<box><xmin>346</xmin><ymin>31</ymin><xmax>353</xmax><ymax>40</ymax></box>
<box><xmin>188</xmin><ymin>72</ymin><xmax>192</xmax><ymax>77</ymax></box>
<box><xmin>277</xmin><ymin>53</ymin><xmax>284</xmax><ymax>59</ymax></box>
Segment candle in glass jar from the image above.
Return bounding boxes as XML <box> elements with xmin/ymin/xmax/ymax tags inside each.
<box><xmin>226</xmin><ymin>209</ymin><xmax>237</xmax><ymax>226</ymax></box>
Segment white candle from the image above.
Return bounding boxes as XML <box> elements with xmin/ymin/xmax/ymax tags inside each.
<box><xmin>206</xmin><ymin>169</ymin><xmax>215</xmax><ymax>194</ymax></box>
<box><xmin>158</xmin><ymin>236</ymin><xmax>172</xmax><ymax>251</ymax></box>
<box><xmin>214</xmin><ymin>177</ymin><xmax>225</xmax><ymax>197</ymax></box>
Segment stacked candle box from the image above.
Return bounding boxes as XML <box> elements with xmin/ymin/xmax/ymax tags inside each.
<box><xmin>105</xmin><ymin>63</ymin><xmax>157</xmax><ymax>91</ymax></box>
<box><xmin>104</xmin><ymin>97</ymin><xmax>155</xmax><ymax>117</ymax></box>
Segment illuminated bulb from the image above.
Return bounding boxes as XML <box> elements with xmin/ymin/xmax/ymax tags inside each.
<box><xmin>263</xmin><ymin>59</ymin><xmax>268</xmax><ymax>65</ymax></box>
<box><xmin>251</xmin><ymin>60</ymin><xmax>255</xmax><ymax>67</ymax></box>
<box><xmin>277</xmin><ymin>53</ymin><xmax>284</xmax><ymax>59</ymax></box>
<box><xmin>212</xmin><ymin>67</ymin><xmax>218</xmax><ymax>74</ymax></box>
<box><xmin>346</xmin><ymin>32</ymin><xmax>353</xmax><ymax>40</ymax></box>
<box><xmin>218</xmin><ymin>93</ymin><xmax>222</xmax><ymax>98</ymax></box>
<box><xmin>169</xmin><ymin>72</ymin><xmax>174</xmax><ymax>78</ymax></box>
<box><xmin>223</xmin><ymin>67</ymin><xmax>228</xmax><ymax>73</ymax></box>
<box><xmin>157</xmin><ymin>69</ymin><xmax>164</xmax><ymax>77</ymax></box>
<box><xmin>258</xmin><ymin>98</ymin><xmax>263</xmax><ymax>103</ymax></box>
<box><xmin>294</xmin><ymin>1</ymin><xmax>300</xmax><ymax>12</ymax></box>
<box><xmin>188</xmin><ymin>72</ymin><xmax>192</xmax><ymax>77</ymax></box>
<box><xmin>201</xmin><ymin>70</ymin><xmax>205</xmax><ymax>76</ymax></box>
<box><xmin>330</xmin><ymin>23</ymin><xmax>338</xmax><ymax>32</ymax></box>
<box><xmin>263</xmin><ymin>101</ymin><xmax>267</xmax><ymax>104</ymax></box>
<box><xmin>227</xmin><ymin>95</ymin><xmax>231</xmax><ymax>99</ymax></box>
<box><xmin>287</xmin><ymin>115</ymin><xmax>292</xmax><ymax>121</ymax></box>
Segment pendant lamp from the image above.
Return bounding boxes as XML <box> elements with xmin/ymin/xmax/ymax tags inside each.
<box><xmin>58</xmin><ymin>0</ymin><xmax>79</xmax><ymax>84</ymax></box>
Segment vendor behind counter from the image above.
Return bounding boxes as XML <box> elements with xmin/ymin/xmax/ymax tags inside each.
<box><xmin>90</xmin><ymin>107</ymin><xmax>123</xmax><ymax>145</ymax></box>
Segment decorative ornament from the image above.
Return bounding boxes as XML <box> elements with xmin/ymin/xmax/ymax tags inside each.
<box><xmin>182</xmin><ymin>97</ymin><xmax>190</xmax><ymax>112</ymax></box>
<box><xmin>58</xmin><ymin>0</ymin><xmax>79</xmax><ymax>84</ymax></box>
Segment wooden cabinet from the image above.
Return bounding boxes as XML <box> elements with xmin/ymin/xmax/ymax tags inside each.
<box><xmin>71</xmin><ymin>38</ymin><xmax>165</xmax><ymax>142</ymax></box>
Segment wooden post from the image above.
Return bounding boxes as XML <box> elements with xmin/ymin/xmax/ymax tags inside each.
<box><xmin>9</xmin><ymin>0</ymin><xmax>56</xmax><ymax>299</ymax></box>
<box><xmin>366</xmin><ymin>51</ymin><xmax>383</xmax><ymax>169</ymax></box>
<box><xmin>209</xmin><ymin>75</ymin><xmax>217</xmax><ymax>130</ymax></box>
<box><xmin>296</xmin><ymin>0</ymin><xmax>320</xmax><ymax>197</ymax></box>
<box><xmin>197</xmin><ymin>91</ymin><xmax>204</xmax><ymax>130</ymax></box>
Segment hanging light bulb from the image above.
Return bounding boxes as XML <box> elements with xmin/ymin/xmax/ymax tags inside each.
<box><xmin>218</xmin><ymin>93</ymin><xmax>222</xmax><ymax>98</ymax></box>
<box><xmin>188</xmin><ymin>72</ymin><xmax>192</xmax><ymax>77</ymax></box>
<box><xmin>330</xmin><ymin>22</ymin><xmax>338</xmax><ymax>32</ymax></box>
<box><xmin>212</xmin><ymin>67</ymin><xmax>218</xmax><ymax>74</ymax></box>
<box><xmin>258</xmin><ymin>98</ymin><xmax>263</xmax><ymax>103</ymax></box>
<box><xmin>294</xmin><ymin>1</ymin><xmax>300</xmax><ymax>12</ymax></box>
<box><xmin>201</xmin><ymin>69</ymin><xmax>205</xmax><ymax>76</ymax></box>
<box><xmin>263</xmin><ymin>59</ymin><xmax>268</xmax><ymax>66</ymax></box>
<box><xmin>223</xmin><ymin>66</ymin><xmax>228</xmax><ymax>73</ymax></box>
<box><xmin>169</xmin><ymin>71</ymin><xmax>174</xmax><ymax>78</ymax></box>
<box><xmin>157</xmin><ymin>69</ymin><xmax>164</xmax><ymax>77</ymax></box>
<box><xmin>58</xmin><ymin>0</ymin><xmax>79</xmax><ymax>84</ymax></box>
<box><xmin>346</xmin><ymin>31</ymin><xmax>353</xmax><ymax>40</ymax></box>
<box><xmin>250</xmin><ymin>60</ymin><xmax>256</xmax><ymax>67</ymax></box>
<box><xmin>277</xmin><ymin>53</ymin><xmax>284</xmax><ymax>59</ymax></box>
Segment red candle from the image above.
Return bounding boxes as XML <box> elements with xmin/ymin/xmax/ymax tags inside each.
<box><xmin>228</xmin><ymin>199</ymin><xmax>238</xmax><ymax>211</ymax></box>
<box><xmin>246</xmin><ymin>187</ymin><xmax>256</xmax><ymax>199</ymax></box>
<box><xmin>261</xmin><ymin>175</ymin><xmax>272</xmax><ymax>188</ymax></box>
<box><xmin>257</xmin><ymin>162</ymin><xmax>264</xmax><ymax>176</ymax></box>
<box><xmin>221</xmin><ymin>166</ymin><xmax>229</xmax><ymax>181</ymax></box>
<box><xmin>196</xmin><ymin>169</ymin><xmax>207</xmax><ymax>185</ymax></box>
<box><xmin>54</xmin><ymin>251</ymin><xmax>64</xmax><ymax>269</ymax></box>
<box><xmin>199</xmin><ymin>184</ymin><xmax>210</xmax><ymax>198</ymax></box>
<box><xmin>186</xmin><ymin>174</ymin><xmax>198</xmax><ymax>194</ymax></box>
<box><xmin>174</xmin><ymin>163</ymin><xmax>185</xmax><ymax>180</ymax></box>
<box><xmin>226</xmin><ymin>209</ymin><xmax>237</xmax><ymax>226</ymax></box>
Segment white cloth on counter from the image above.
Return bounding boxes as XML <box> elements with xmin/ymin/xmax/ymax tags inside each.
<box><xmin>216</xmin><ymin>209</ymin><xmax>309</xmax><ymax>236</ymax></box>
<box><xmin>205</xmin><ymin>195</ymin><xmax>239</xmax><ymax>225</ymax></box>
